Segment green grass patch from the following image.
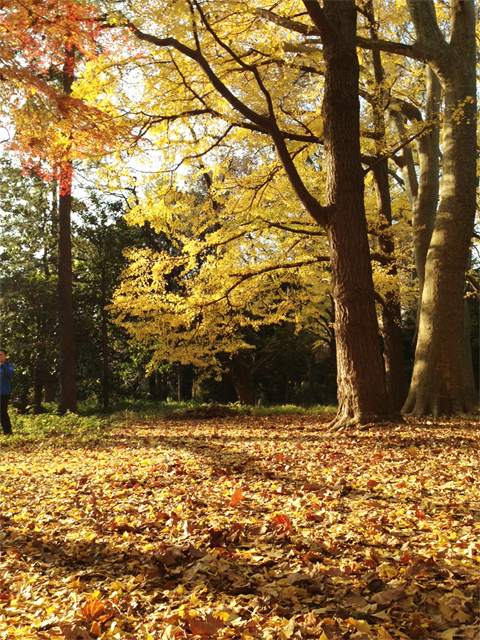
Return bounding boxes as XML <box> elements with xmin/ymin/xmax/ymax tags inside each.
<box><xmin>3</xmin><ymin>409</ymin><xmax>106</xmax><ymax>448</ymax></box>
<box><xmin>2</xmin><ymin>402</ymin><xmax>338</xmax><ymax>449</ymax></box>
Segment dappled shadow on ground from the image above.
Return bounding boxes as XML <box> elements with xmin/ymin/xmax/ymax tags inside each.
<box><xmin>0</xmin><ymin>415</ymin><xmax>478</xmax><ymax>639</ymax></box>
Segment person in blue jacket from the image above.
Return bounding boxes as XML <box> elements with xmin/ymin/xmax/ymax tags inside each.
<box><xmin>0</xmin><ymin>348</ymin><xmax>14</xmax><ymax>435</ymax></box>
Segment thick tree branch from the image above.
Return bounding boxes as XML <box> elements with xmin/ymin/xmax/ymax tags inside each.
<box><xmin>356</xmin><ymin>36</ymin><xmax>425</xmax><ymax>61</ymax></box>
<box><xmin>126</xmin><ymin>25</ymin><xmax>273</xmax><ymax>133</ymax></box>
<box><xmin>301</xmin><ymin>0</ymin><xmax>333</xmax><ymax>42</ymax></box>
<box><xmin>257</xmin><ymin>216</ymin><xmax>325</xmax><ymax>237</ymax></box>
<box><xmin>255</xmin><ymin>8</ymin><xmax>319</xmax><ymax>37</ymax></box>
<box><xmin>363</xmin><ymin>123</ymin><xmax>434</xmax><ymax>175</ymax></box>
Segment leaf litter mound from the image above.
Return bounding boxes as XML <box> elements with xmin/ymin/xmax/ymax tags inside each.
<box><xmin>0</xmin><ymin>414</ymin><xmax>478</xmax><ymax>640</ymax></box>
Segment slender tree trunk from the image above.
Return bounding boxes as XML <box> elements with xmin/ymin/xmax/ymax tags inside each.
<box><xmin>411</xmin><ymin>66</ymin><xmax>441</xmax><ymax>303</ymax></box>
<box><xmin>319</xmin><ymin>0</ymin><xmax>399</xmax><ymax>428</ymax></box>
<box><xmin>363</xmin><ymin>6</ymin><xmax>407</xmax><ymax>411</ymax></box>
<box><xmin>44</xmin><ymin>379</ymin><xmax>56</xmax><ymax>403</ymax></box>
<box><xmin>389</xmin><ymin>67</ymin><xmax>440</xmax><ymax>384</ymax></box>
<box><xmin>101</xmin><ymin>265</ymin><xmax>110</xmax><ymax>409</ymax></box>
<box><xmin>371</xmin><ymin>162</ymin><xmax>407</xmax><ymax>411</ymax></box>
<box><xmin>57</xmin><ymin>44</ymin><xmax>77</xmax><ymax>415</ymax></box>
<box><xmin>390</xmin><ymin>66</ymin><xmax>440</xmax><ymax>284</ymax></box>
<box><xmin>33</xmin><ymin>365</ymin><xmax>44</xmax><ymax>414</ymax></box>
<box><xmin>403</xmin><ymin>0</ymin><xmax>477</xmax><ymax>416</ymax></box>
<box><xmin>57</xmin><ymin>167</ymin><xmax>77</xmax><ymax>414</ymax></box>
<box><xmin>462</xmin><ymin>301</ymin><xmax>477</xmax><ymax>402</ymax></box>
<box><xmin>176</xmin><ymin>366</ymin><xmax>182</xmax><ymax>402</ymax></box>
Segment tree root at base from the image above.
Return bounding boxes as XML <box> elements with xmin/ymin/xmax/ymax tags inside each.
<box><xmin>327</xmin><ymin>413</ymin><xmax>404</xmax><ymax>432</ymax></box>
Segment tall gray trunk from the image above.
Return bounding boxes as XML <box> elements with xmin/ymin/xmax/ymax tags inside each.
<box><xmin>403</xmin><ymin>0</ymin><xmax>477</xmax><ymax>416</ymax></box>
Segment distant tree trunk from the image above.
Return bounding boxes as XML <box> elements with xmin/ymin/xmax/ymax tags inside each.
<box><xmin>221</xmin><ymin>352</ymin><xmax>255</xmax><ymax>405</ymax></box>
<box><xmin>366</xmin><ymin>5</ymin><xmax>407</xmax><ymax>411</ymax></box>
<box><xmin>370</xmin><ymin>163</ymin><xmax>407</xmax><ymax>410</ymax></box>
<box><xmin>33</xmin><ymin>365</ymin><xmax>44</xmax><ymax>414</ymax></box>
<box><xmin>57</xmin><ymin>168</ymin><xmax>77</xmax><ymax>414</ymax></box>
<box><xmin>462</xmin><ymin>302</ymin><xmax>477</xmax><ymax>402</ymax></box>
<box><xmin>101</xmin><ymin>265</ymin><xmax>109</xmax><ymax>409</ymax></box>
<box><xmin>44</xmin><ymin>378</ymin><xmax>56</xmax><ymax>403</ymax></box>
<box><xmin>176</xmin><ymin>366</ymin><xmax>182</xmax><ymax>402</ymax></box>
<box><xmin>307</xmin><ymin>0</ymin><xmax>399</xmax><ymax>428</ymax></box>
<box><xmin>390</xmin><ymin>65</ymin><xmax>440</xmax><ymax>303</ymax></box>
<box><xmin>403</xmin><ymin>0</ymin><xmax>477</xmax><ymax>416</ymax></box>
<box><xmin>57</xmin><ymin>43</ymin><xmax>77</xmax><ymax>415</ymax></box>
<box><xmin>283</xmin><ymin>372</ymin><xmax>291</xmax><ymax>405</ymax></box>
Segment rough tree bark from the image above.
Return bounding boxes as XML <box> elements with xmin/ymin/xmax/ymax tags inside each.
<box><xmin>285</xmin><ymin>1</ymin><xmax>400</xmax><ymax>428</ymax></box>
<box><xmin>305</xmin><ymin>0</ymin><xmax>399</xmax><ymax>428</ymax></box>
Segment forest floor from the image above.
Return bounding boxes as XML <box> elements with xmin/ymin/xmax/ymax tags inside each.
<box><xmin>0</xmin><ymin>412</ymin><xmax>478</xmax><ymax>640</ymax></box>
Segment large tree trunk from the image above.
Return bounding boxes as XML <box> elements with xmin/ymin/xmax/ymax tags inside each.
<box><xmin>57</xmin><ymin>44</ymin><xmax>77</xmax><ymax>415</ymax></box>
<box><xmin>318</xmin><ymin>0</ymin><xmax>399</xmax><ymax>428</ymax></box>
<box><xmin>403</xmin><ymin>0</ymin><xmax>477</xmax><ymax>416</ymax></box>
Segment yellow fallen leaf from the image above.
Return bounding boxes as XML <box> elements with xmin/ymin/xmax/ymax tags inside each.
<box><xmin>354</xmin><ymin>619</ymin><xmax>371</xmax><ymax>633</ymax></box>
<box><xmin>280</xmin><ymin>618</ymin><xmax>296</xmax><ymax>640</ymax></box>
<box><xmin>454</xmin><ymin>610</ymin><xmax>470</xmax><ymax>623</ymax></box>
<box><xmin>440</xmin><ymin>603</ymin><xmax>454</xmax><ymax>619</ymax></box>
<box><xmin>442</xmin><ymin>629</ymin><xmax>460</xmax><ymax>640</ymax></box>
<box><xmin>373</xmin><ymin>610</ymin><xmax>391</xmax><ymax>621</ymax></box>
<box><xmin>215</xmin><ymin>611</ymin><xmax>231</xmax><ymax>622</ymax></box>
<box><xmin>90</xmin><ymin>621</ymin><xmax>101</xmax><ymax>636</ymax></box>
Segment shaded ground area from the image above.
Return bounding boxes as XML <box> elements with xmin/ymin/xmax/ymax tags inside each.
<box><xmin>0</xmin><ymin>414</ymin><xmax>478</xmax><ymax>639</ymax></box>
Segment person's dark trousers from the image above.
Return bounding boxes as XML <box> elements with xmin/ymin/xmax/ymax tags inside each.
<box><xmin>0</xmin><ymin>394</ymin><xmax>12</xmax><ymax>435</ymax></box>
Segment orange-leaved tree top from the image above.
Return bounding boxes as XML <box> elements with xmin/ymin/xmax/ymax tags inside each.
<box><xmin>0</xmin><ymin>0</ymin><xmax>130</xmax><ymax>414</ymax></box>
<box><xmin>0</xmin><ymin>0</ymin><xmax>128</xmax><ymax>179</ymax></box>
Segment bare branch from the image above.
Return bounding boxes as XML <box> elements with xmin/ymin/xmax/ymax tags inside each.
<box><xmin>356</xmin><ymin>36</ymin><xmax>424</xmax><ymax>61</ymax></box>
<box><xmin>255</xmin><ymin>8</ymin><xmax>320</xmax><ymax>37</ymax></box>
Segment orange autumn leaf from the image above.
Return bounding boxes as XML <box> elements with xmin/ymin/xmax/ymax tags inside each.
<box><xmin>230</xmin><ymin>487</ymin><xmax>244</xmax><ymax>507</ymax></box>
<box><xmin>271</xmin><ymin>513</ymin><xmax>293</xmax><ymax>534</ymax></box>
<box><xmin>81</xmin><ymin>599</ymin><xmax>107</xmax><ymax>621</ymax></box>
<box><xmin>186</xmin><ymin>613</ymin><xmax>224</xmax><ymax>636</ymax></box>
